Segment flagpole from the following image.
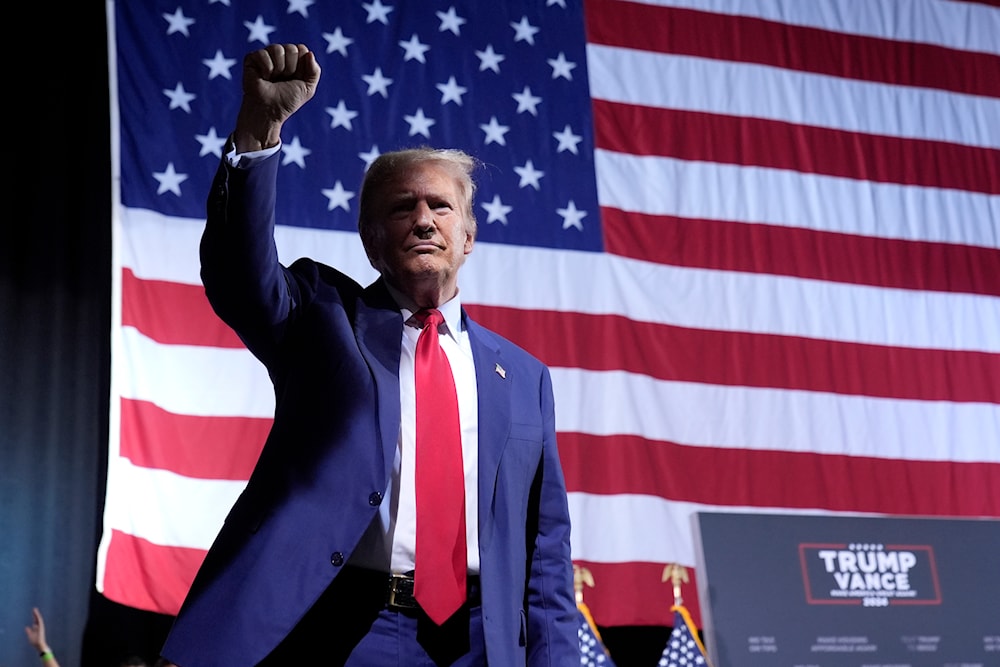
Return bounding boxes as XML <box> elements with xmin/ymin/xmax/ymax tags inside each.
<box><xmin>661</xmin><ymin>564</ymin><xmax>712</xmax><ymax>666</ymax></box>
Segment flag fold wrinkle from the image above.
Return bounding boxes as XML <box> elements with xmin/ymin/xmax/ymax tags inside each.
<box><xmin>102</xmin><ymin>0</ymin><xmax>1000</xmax><ymax>628</ymax></box>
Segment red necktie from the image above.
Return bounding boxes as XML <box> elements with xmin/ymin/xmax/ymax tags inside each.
<box><xmin>412</xmin><ymin>308</ymin><xmax>467</xmax><ymax>624</ymax></box>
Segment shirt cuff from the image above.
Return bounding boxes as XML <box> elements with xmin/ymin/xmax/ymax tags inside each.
<box><xmin>224</xmin><ymin>136</ymin><xmax>281</xmax><ymax>168</ymax></box>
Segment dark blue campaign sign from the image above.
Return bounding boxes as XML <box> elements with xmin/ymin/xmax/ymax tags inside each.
<box><xmin>693</xmin><ymin>513</ymin><xmax>1000</xmax><ymax>666</ymax></box>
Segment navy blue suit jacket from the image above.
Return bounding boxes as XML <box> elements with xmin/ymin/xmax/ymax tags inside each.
<box><xmin>161</xmin><ymin>152</ymin><xmax>579</xmax><ymax>666</ymax></box>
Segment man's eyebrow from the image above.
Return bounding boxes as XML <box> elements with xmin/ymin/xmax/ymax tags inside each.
<box><xmin>386</xmin><ymin>192</ymin><xmax>418</xmax><ymax>204</ymax></box>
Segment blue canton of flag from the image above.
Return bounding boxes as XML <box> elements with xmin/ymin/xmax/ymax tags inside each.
<box><xmin>578</xmin><ymin>609</ymin><xmax>616</xmax><ymax>667</ymax></box>
<box><xmin>114</xmin><ymin>0</ymin><xmax>601</xmax><ymax>252</ymax></box>
<box><xmin>658</xmin><ymin>605</ymin><xmax>710</xmax><ymax>667</ymax></box>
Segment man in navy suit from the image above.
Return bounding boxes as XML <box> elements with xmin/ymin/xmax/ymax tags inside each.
<box><xmin>160</xmin><ymin>43</ymin><xmax>579</xmax><ymax>666</ymax></box>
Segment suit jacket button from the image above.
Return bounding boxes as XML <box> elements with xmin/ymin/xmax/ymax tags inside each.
<box><xmin>368</xmin><ymin>492</ymin><xmax>382</xmax><ymax>506</ymax></box>
<box><xmin>330</xmin><ymin>552</ymin><xmax>344</xmax><ymax>566</ymax></box>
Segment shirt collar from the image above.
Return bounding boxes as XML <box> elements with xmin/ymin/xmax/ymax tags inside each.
<box><xmin>386</xmin><ymin>284</ymin><xmax>463</xmax><ymax>340</ymax></box>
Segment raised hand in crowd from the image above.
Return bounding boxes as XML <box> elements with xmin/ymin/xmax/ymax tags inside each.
<box><xmin>25</xmin><ymin>607</ymin><xmax>61</xmax><ymax>666</ymax></box>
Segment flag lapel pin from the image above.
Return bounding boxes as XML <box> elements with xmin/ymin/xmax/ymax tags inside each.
<box><xmin>495</xmin><ymin>363</ymin><xmax>506</xmax><ymax>379</ymax></box>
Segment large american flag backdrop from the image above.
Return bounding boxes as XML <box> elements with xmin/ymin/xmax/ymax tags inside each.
<box><xmin>100</xmin><ymin>0</ymin><xmax>1000</xmax><ymax>629</ymax></box>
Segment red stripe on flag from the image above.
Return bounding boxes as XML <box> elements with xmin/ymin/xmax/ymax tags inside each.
<box><xmin>467</xmin><ymin>306</ymin><xmax>1000</xmax><ymax>404</ymax></box>
<box><xmin>593</xmin><ymin>101</ymin><xmax>1000</xmax><ymax>194</ymax></box>
<box><xmin>558</xmin><ymin>432</ymin><xmax>1000</xmax><ymax>516</ymax></box>
<box><xmin>601</xmin><ymin>206</ymin><xmax>1000</xmax><ymax>297</ymax></box>
<box><xmin>120</xmin><ymin>398</ymin><xmax>269</xmax><ymax>480</ymax></box>
<box><xmin>584</xmin><ymin>0</ymin><xmax>1000</xmax><ymax>96</ymax></box>
<box><xmin>102</xmin><ymin>529</ymin><xmax>205</xmax><ymax>615</ymax></box>
<box><xmin>122</xmin><ymin>268</ymin><xmax>243</xmax><ymax>348</ymax></box>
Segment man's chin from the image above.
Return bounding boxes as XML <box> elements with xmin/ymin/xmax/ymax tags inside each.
<box><xmin>403</xmin><ymin>256</ymin><xmax>448</xmax><ymax>275</ymax></box>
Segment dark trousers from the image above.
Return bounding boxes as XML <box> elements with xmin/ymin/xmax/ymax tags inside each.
<box><xmin>258</xmin><ymin>567</ymin><xmax>487</xmax><ymax>666</ymax></box>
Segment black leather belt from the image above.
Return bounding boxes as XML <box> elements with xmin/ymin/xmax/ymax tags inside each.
<box><xmin>384</xmin><ymin>571</ymin><xmax>481</xmax><ymax>611</ymax></box>
<box><xmin>339</xmin><ymin>566</ymin><xmax>482</xmax><ymax>612</ymax></box>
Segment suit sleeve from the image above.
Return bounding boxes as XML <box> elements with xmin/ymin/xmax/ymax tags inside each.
<box><xmin>200</xmin><ymin>150</ymin><xmax>307</xmax><ymax>369</ymax></box>
<box><xmin>525</xmin><ymin>365</ymin><xmax>580</xmax><ymax>666</ymax></box>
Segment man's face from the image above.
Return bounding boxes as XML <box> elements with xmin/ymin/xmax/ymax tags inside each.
<box><xmin>367</xmin><ymin>162</ymin><xmax>475</xmax><ymax>299</ymax></box>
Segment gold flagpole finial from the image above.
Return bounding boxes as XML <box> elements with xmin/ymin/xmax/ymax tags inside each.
<box><xmin>662</xmin><ymin>563</ymin><xmax>689</xmax><ymax>606</ymax></box>
<box><xmin>573</xmin><ymin>564</ymin><xmax>595</xmax><ymax>604</ymax></box>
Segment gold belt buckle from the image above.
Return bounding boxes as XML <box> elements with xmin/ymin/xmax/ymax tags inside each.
<box><xmin>387</xmin><ymin>573</ymin><xmax>417</xmax><ymax>610</ymax></box>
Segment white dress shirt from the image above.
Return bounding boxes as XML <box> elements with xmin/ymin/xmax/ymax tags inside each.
<box><xmin>351</xmin><ymin>295</ymin><xmax>481</xmax><ymax>575</ymax></box>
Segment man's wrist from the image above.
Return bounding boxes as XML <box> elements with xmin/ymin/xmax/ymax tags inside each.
<box><xmin>39</xmin><ymin>648</ymin><xmax>55</xmax><ymax>661</ymax></box>
<box><xmin>224</xmin><ymin>134</ymin><xmax>281</xmax><ymax>168</ymax></box>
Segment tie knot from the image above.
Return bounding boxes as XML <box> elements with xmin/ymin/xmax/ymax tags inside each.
<box><xmin>415</xmin><ymin>308</ymin><xmax>444</xmax><ymax>329</ymax></box>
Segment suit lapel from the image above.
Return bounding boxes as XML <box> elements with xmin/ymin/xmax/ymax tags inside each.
<box><xmin>466</xmin><ymin>315</ymin><xmax>509</xmax><ymax>554</ymax></box>
<box><xmin>355</xmin><ymin>280</ymin><xmax>403</xmax><ymax>483</ymax></box>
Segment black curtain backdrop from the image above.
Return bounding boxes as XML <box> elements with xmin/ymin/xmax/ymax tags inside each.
<box><xmin>1</xmin><ymin>4</ymin><xmax>668</xmax><ymax>666</ymax></box>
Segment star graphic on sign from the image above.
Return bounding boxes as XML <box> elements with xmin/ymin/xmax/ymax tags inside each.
<box><xmin>547</xmin><ymin>52</ymin><xmax>576</xmax><ymax>80</ymax></box>
<box><xmin>404</xmin><ymin>108</ymin><xmax>436</xmax><ymax>138</ymax></box>
<box><xmin>244</xmin><ymin>15</ymin><xmax>276</xmax><ymax>44</ymax></box>
<box><xmin>323</xmin><ymin>27</ymin><xmax>353</xmax><ymax>56</ymax></box>
<box><xmin>557</xmin><ymin>200</ymin><xmax>587</xmax><ymax>230</ymax></box>
<box><xmin>363</xmin><ymin>68</ymin><xmax>393</xmax><ymax>98</ymax></box>
<box><xmin>437</xmin><ymin>6</ymin><xmax>467</xmax><ymax>35</ymax></box>
<box><xmin>281</xmin><ymin>136</ymin><xmax>311</xmax><ymax>168</ymax></box>
<box><xmin>209</xmin><ymin>0</ymin><xmax>230</xmax><ymax>5</ymax></box>
<box><xmin>153</xmin><ymin>163</ymin><xmax>188</xmax><ymax>196</ymax></box>
<box><xmin>481</xmin><ymin>194</ymin><xmax>513</xmax><ymax>225</ymax></box>
<box><xmin>322</xmin><ymin>181</ymin><xmax>355</xmax><ymax>212</ymax></box>
<box><xmin>287</xmin><ymin>0</ymin><xmax>314</xmax><ymax>18</ymax></box>
<box><xmin>326</xmin><ymin>100</ymin><xmax>358</xmax><ymax>130</ymax></box>
<box><xmin>510</xmin><ymin>16</ymin><xmax>540</xmax><ymax>45</ymax></box>
<box><xmin>359</xmin><ymin>145</ymin><xmax>381</xmax><ymax>170</ymax></box>
<box><xmin>514</xmin><ymin>160</ymin><xmax>544</xmax><ymax>190</ymax></box>
<box><xmin>163</xmin><ymin>7</ymin><xmax>195</xmax><ymax>36</ymax></box>
<box><xmin>195</xmin><ymin>127</ymin><xmax>228</xmax><ymax>157</ymax></box>
<box><xmin>547</xmin><ymin>0</ymin><xmax>567</xmax><ymax>6</ymax></box>
<box><xmin>479</xmin><ymin>117</ymin><xmax>511</xmax><ymax>146</ymax></box>
<box><xmin>203</xmin><ymin>50</ymin><xmax>237</xmax><ymax>80</ymax></box>
<box><xmin>513</xmin><ymin>86</ymin><xmax>542</xmax><ymax>115</ymax></box>
<box><xmin>399</xmin><ymin>34</ymin><xmax>430</xmax><ymax>63</ymax></box>
<box><xmin>363</xmin><ymin>0</ymin><xmax>393</xmax><ymax>25</ymax></box>
<box><xmin>437</xmin><ymin>76</ymin><xmax>468</xmax><ymax>106</ymax></box>
<box><xmin>163</xmin><ymin>83</ymin><xmax>196</xmax><ymax>112</ymax></box>
<box><xmin>475</xmin><ymin>44</ymin><xmax>505</xmax><ymax>73</ymax></box>
<box><xmin>553</xmin><ymin>125</ymin><xmax>582</xmax><ymax>154</ymax></box>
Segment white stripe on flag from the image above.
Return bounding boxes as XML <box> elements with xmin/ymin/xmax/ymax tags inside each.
<box><xmin>567</xmin><ymin>491</ymin><xmax>872</xmax><ymax>565</ymax></box>
<box><xmin>550</xmin><ymin>367</ymin><xmax>1000</xmax><ymax>463</ymax></box>
<box><xmin>586</xmin><ymin>45</ymin><xmax>1000</xmax><ymax>148</ymax></box>
<box><xmin>594</xmin><ymin>150</ymin><xmax>1000</xmax><ymax>248</ymax></box>
<box><xmin>105</xmin><ymin>455</ymin><xmax>244</xmax><ymax>549</ymax></box>
<box><xmin>122</xmin><ymin>329</ymin><xmax>1000</xmax><ymax>463</ymax></box>
<box><xmin>119</xmin><ymin>327</ymin><xmax>275</xmax><ymax>418</ymax></box>
<box><xmin>122</xmin><ymin>208</ymin><xmax>1000</xmax><ymax>354</ymax></box>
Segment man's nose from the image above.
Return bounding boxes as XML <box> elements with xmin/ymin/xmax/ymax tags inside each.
<box><xmin>412</xmin><ymin>201</ymin><xmax>434</xmax><ymax>228</ymax></box>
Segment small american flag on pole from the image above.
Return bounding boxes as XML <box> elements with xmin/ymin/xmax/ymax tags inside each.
<box><xmin>658</xmin><ymin>604</ymin><xmax>710</xmax><ymax>667</ymax></box>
